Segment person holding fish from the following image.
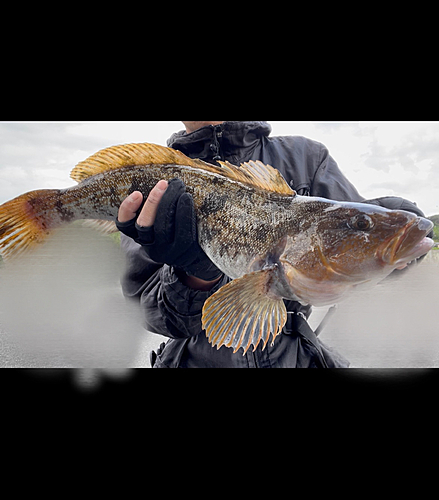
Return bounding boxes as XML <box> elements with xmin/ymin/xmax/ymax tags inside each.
<box><xmin>115</xmin><ymin>121</ymin><xmax>434</xmax><ymax>368</ymax></box>
<box><xmin>0</xmin><ymin>121</ymin><xmax>433</xmax><ymax>367</ymax></box>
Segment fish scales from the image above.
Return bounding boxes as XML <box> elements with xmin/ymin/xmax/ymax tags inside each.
<box><xmin>53</xmin><ymin>164</ymin><xmax>296</xmax><ymax>277</ymax></box>
<box><xmin>10</xmin><ymin>160</ymin><xmax>295</xmax><ymax>282</ymax></box>
<box><xmin>0</xmin><ymin>141</ymin><xmax>434</xmax><ymax>354</ymax></box>
<box><xmin>64</xmin><ymin>163</ymin><xmax>294</xmax><ymax>278</ymax></box>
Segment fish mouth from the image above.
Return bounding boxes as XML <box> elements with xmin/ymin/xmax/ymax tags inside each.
<box><xmin>379</xmin><ymin>217</ymin><xmax>434</xmax><ymax>268</ymax></box>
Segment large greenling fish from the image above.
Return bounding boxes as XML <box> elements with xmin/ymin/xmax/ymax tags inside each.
<box><xmin>0</xmin><ymin>143</ymin><xmax>434</xmax><ymax>354</ymax></box>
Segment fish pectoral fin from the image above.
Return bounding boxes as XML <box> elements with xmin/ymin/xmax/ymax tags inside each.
<box><xmin>202</xmin><ymin>269</ymin><xmax>287</xmax><ymax>355</ymax></box>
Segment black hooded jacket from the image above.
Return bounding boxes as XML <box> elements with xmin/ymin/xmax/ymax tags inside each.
<box><xmin>120</xmin><ymin>121</ymin><xmax>426</xmax><ymax>368</ymax></box>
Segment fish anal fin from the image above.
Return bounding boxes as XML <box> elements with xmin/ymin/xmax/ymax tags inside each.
<box><xmin>80</xmin><ymin>219</ymin><xmax>119</xmax><ymax>234</ymax></box>
<box><xmin>202</xmin><ymin>268</ymin><xmax>287</xmax><ymax>355</ymax></box>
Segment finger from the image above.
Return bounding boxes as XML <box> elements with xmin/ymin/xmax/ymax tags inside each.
<box><xmin>153</xmin><ymin>178</ymin><xmax>185</xmax><ymax>243</ymax></box>
<box><xmin>175</xmin><ymin>192</ymin><xmax>197</xmax><ymax>246</ymax></box>
<box><xmin>118</xmin><ymin>191</ymin><xmax>143</xmax><ymax>223</ymax></box>
<box><xmin>137</xmin><ymin>180</ymin><xmax>168</xmax><ymax>228</ymax></box>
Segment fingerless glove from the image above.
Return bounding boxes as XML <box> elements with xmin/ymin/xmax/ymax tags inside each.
<box><xmin>116</xmin><ymin>178</ymin><xmax>223</xmax><ymax>281</ymax></box>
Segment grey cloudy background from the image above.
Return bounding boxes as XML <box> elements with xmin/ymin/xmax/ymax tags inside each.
<box><xmin>1</xmin><ymin>121</ymin><xmax>438</xmax><ymax>216</ymax></box>
<box><xmin>1</xmin><ymin>121</ymin><xmax>438</xmax><ymax>373</ymax></box>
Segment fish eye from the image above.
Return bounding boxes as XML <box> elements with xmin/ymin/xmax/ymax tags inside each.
<box><xmin>349</xmin><ymin>214</ymin><xmax>374</xmax><ymax>231</ymax></box>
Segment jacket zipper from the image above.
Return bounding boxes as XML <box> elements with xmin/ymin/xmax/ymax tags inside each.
<box><xmin>210</xmin><ymin>124</ymin><xmax>224</xmax><ymax>162</ymax></box>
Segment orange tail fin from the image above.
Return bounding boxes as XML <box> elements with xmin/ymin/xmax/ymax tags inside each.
<box><xmin>0</xmin><ymin>189</ymin><xmax>60</xmax><ymax>261</ymax></box>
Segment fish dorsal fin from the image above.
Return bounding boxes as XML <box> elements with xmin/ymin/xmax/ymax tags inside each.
<box><xmin>70</xmin><ymin>142</ymin><xmax>216</xmax><ymax>182</ymax></box>
<box><xmin>70</xmin><ymin>142</ymin><xmax>296</xmax><ymax>196</ymax></box>
<box><xmin>218</xmin><ymin>160</ymin><xmax>295</xmax><ymax>196</ymax></box>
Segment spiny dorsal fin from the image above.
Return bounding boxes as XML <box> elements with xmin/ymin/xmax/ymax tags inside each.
<box><xmin>218</xmin><ymin>160</ymin><xmax>295</xmax><ymax>196</ymax></box>
<box><xmin>70</xmin><ymin>142</ymin><xmax>295</xmax><ymax>196</ymax></box>
<box><xmin>70</xmin><ymin>142</ymin><xmax>215</xmax><ymax>182</ymax></box>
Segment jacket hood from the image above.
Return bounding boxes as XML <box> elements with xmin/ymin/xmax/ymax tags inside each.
<box><xmin>167</xmin><ymin>121</ymin><xmax>272</xmax><ymax>165</ymax></box>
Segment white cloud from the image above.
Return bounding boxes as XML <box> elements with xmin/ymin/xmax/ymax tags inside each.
<box><xmin>270</xmin><ymin>121</ymin><xmax>439</xmax><ymax>216</ymax></box>
<box><xmin>65</xmin><ymin>121</ymin><xmax>182</xmax><ymax>146</ymax></box>
<box><xmin>0</xmin><ymin>122</ymin><xmax>184</xmax><ymax>203</ymax></box>
<box><xmin>1</xmin><ymin>121</ymin><xmax>438</xmax><ymax>215</ymax></box>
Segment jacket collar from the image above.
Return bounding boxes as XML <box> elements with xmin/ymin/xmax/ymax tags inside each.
<box><xmin>167</xmin><ymin>121</ymin><xmax>272</xmax><ymax>165</ymax></box>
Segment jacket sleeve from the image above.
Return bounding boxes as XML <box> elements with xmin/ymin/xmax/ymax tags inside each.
<box><xmin>311</xmin><ymin>143</ymin><xmax>430</xmax><ymax>223</ymax></box>
<box><xmin>120</xmin><ymin>233</ymin><xmax>228</xmax><ymax>339</ymax></box>
<box><xmin>362</xmin><ymin>195</ymin><xmax>428</xmax><ymax>218</ymax></box>
<box><xmin>310</xmin><ymin>144</ymin><xmax>365</xmax><ymax>202</ymax></box>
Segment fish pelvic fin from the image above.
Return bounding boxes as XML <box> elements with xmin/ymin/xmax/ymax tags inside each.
<box><xmin>0</xmin><ymin>189</ymin><xmax>60</xmax><ymax>260</ymax></box>
<box><xmin>70</xmin><ymin>142</ymin><xmax>296</xmax><ymax>196</ymax></box>
<box><xmin>202</xmin><ymin>268</ymin><xmax>287</xmax><ymax>355</ymax></box>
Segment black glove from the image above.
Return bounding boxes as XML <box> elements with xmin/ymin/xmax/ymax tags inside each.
<box><xmin>116</xmin><ymin>178</ymin><xmax>223</xmax><ymax>281</ymax></box>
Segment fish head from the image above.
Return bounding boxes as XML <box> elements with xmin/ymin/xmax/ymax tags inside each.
<box><xmin>279</xmin><ymin>200</ymin><xmax>434</xmax><ymax>306</ymax></box>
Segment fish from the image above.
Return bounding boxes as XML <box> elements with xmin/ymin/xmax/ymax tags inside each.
<box><xmin>0</xmin><ymin>142</ymin><xmax>434</xmax><ymax>354</ymax></box>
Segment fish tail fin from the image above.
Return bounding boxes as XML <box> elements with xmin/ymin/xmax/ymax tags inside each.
<box><xmin>0</xmin><ymin>189</ymin><xmax>61</xmax><ymax>260</ymax></box>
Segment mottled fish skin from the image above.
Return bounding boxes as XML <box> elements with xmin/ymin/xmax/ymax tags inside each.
<box><xmin>57</xmin><ymin>162</ymin><xmax>433</xmax><ymax>308</ymax></box>
<box><xmin>3</xmin><ymin>161</ymin><xmax>434</xmax><ymax>298</ymax></box>
<box><xmin>0</xmin><ymin>142</ymin><xmax>434</xmax><ymax>354</ymax></box>
<box><xmin>52</xmin><ymin>164</ymin><xmax>300</xmax><ymax>281</ymax></box>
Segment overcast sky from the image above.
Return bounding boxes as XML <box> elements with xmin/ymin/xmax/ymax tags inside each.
<box><xmin>0</xmin><ymin>121</ymin><xmax>438</xmax><ymax>216</ymax></box>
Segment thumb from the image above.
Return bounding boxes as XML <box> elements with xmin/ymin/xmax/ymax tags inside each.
<box><xmin>137</xmin><ymin>180</ymin><xmax>169</xmax><ymax>228</ymax></box>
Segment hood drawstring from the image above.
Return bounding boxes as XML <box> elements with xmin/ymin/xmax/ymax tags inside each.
<box><xmin>209</xmin><ymin>124</ymin><xmax>223</xmax><ymax>162</ymax></box>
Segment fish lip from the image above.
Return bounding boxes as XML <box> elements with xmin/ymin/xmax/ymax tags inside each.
<box><xmin>379</xmin><ymin>217</ymin><xmax>434</xmax><ymax>265</ymax></box>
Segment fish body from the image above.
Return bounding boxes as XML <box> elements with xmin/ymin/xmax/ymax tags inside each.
<box><xmin>0</xmin><ymin>142</ymin><xmax>434</xmax><ymax>354</ymax></box>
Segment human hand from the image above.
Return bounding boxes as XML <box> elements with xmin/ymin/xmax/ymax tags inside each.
<box><xmin>116</xmin><ymin>179</ymin><xmax>223</xmax><ymax>283</ymax></box>
<box><xmin>117</xmin><ymin>179</ymin><xmax>169</xmax><ymax>227</ymax></box>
